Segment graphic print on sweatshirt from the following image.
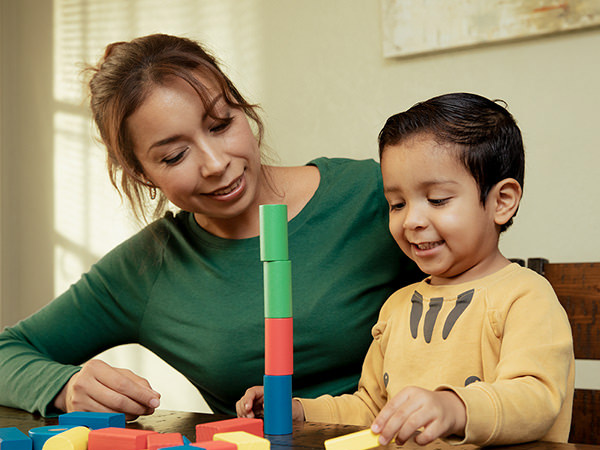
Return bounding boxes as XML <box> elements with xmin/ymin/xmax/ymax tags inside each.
<box><xmin>410</xmin><ymin>289</ymin><xmax>475</xmax><ymax>342</ymax></box>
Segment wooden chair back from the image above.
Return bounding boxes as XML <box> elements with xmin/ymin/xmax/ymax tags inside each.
<box><xmin>527</xmin><ymin>259</ymin><xmax>600</xmax><ymax>444</ymax></box>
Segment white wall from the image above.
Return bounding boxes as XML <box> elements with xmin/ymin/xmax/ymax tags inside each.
<box><xmin>1</xmin><ymin>0</ymin><xmax>599</xmax><ymax>413</ymax></box>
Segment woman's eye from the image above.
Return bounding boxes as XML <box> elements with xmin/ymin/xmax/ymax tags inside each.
<box><xmin>162</xmin><ymin>147</ymin><xmax>188</xmax><ymax>165</ymax></box>
<box><xmin>210</xmin><ymin>117</ymin><xmax>233</xmax><ymax>133</ymax></box>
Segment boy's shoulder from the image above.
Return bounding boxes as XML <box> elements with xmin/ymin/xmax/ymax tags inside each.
<box><xmin>380</xmin><ymin>263</ymin><xmax>558</xmax><ymax>315</ymax></box>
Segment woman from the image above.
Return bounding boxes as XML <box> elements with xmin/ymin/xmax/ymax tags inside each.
<box><xmin>0</xmin><ymin>34</ymin><xmax>420</xmax><ymax>419</ymax></box>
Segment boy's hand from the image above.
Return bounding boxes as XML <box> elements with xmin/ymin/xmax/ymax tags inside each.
<box><xmin>236</xmin><ymin>386</ymin><xmax>306</xmax><ymax>422</ymax></box>
<box><xmin>236</xmin><ymin>386</ymin><xmax>265</xmax><ymax>418</ymax></box>
<box><xmin>53</xmin><ymin>359</ymin><xmax>161</xmax><ymax>421</ymax></box>
<box><xmin>371</xmin><ymin>386</ymin><xmax>466</xmax><ymax>446</ymax></box>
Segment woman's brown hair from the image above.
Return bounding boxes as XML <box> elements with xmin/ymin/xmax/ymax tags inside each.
<box><xmin>86</xmin><ymin>33</ymin><xmax>264</xmax><ymax>221</ymax></box>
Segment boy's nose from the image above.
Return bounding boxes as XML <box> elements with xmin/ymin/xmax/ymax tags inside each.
<box><xmin>403</xmin><ymin>205</ymin><xmax>427</xmax><ymax>230</ymax></box>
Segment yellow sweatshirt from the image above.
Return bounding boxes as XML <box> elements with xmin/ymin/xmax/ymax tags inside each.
<box><xmin>299</xmin><ymin>264</ymin><xmax>574</xmax><ymax>446</ymax></box>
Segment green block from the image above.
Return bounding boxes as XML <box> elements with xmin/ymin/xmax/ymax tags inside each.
<box><xmin>260</xmin><ymin>204</ymin><xmax>288</xmax><ymax>261</ymax></box>
<box><xmin>264</xmin><ymin>261</ymin><xmax>293</xmax><ymax>318</ymax></box>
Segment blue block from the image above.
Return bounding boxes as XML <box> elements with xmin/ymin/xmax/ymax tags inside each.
<box><xmin>0</xmin><ymin>428</ymin><xmax>32</xmax><ymax>450</ymax></box>
<box><xmin>58</xmin><ymin>411</ymin><xmax>126</xmax><ymax>429</ymax></box>
<box><xmin>28</xmin><ymin>426</ymin><xmax>78</xmax><ymax>450</ymax></box>
<box><xmin>263</xmin><ymin>375</ymin><xmax>292</xmax><ymax>435</ymax></box>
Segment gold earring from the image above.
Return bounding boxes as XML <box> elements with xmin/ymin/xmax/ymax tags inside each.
<box><xmin>149</xmin><ymin>186</ymin><xmax>157</xmax><ymax>200</ymax></box>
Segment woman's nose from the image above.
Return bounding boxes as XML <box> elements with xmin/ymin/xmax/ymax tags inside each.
<box><xmin>199</xmin><ymin>145</ymin><xmax>230</xmax><ymax>178</ymax></box>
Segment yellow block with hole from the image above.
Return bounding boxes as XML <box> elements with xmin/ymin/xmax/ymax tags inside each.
<box><xmin>324</xmin><ymin>429</ymin><xmax>380</xmax><ymax>450</ymax></box>
<box><xmin>213</xmin><ymin>431</ymin><xmax>270</xmax><ymax>450</ymax></box>
<box><xmin>42</xmin><ymin>427</ymin><xmax>89</xmax><ymax>450</ymax></box>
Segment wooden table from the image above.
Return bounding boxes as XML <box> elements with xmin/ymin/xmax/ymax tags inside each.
<box><xmin>1</xmin><ymin>406</ymin><xmax>597</xmax><ymax>450</ymax></box>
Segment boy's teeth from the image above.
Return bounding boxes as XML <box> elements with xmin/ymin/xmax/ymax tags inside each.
<box><xmin>416</xmin><ymin>241</ymin><xmax>442</xmax><ymax>250</ymax></box>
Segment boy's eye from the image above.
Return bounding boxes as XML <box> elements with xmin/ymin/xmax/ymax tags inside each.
<box><xmin>162</xmin><ymin>147</ymin><xmax>189</xmax><ymax>165</ymax></box>
<box><xmin>428</xmin><ymin>198</ymin><xmax>450</xmax><ymax>206</ymax></box>
<box><xmin>389</xmin><ymin>202</ymin><xmax>405</xmax><ymax>211</ymax></box>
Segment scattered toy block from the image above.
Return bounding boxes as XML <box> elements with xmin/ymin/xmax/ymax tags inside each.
<box><xmin>263</xmin><ymin>375</ymin><xmax>292</xmax><ymax>435</ymax></box>
<box><xmin>88</xmin><ymin>428</ymin><xmax>157</xmax><ymax>450</ymax></box>
<box><xmin>0</xmin><ymin>427</ymin><xmax>32</xmax><ymax>450</ymax></box>
<box><xmin>213</xmin><ymin>431</ymin><xmax>270</xmax><ymax>450</ymax></box>
<box><xmin>28</xmin><ymin>426</ymin><xmax>78</xmax><ymax>450</ymax></box>
<box><xmin>324</xmin><ymin>429</ymin><xmax>380</xmax><ymax>450</ymax></box>
<box><xmin>59</xmin><ymin>412</ymin><xmax>126</xmax><ymax>430</ymax></box>
<box><xmin>191</xmin><ymin>441</ymin><xmax>236</xmax><ymax>450</ymax></box>
<box><xmin>264</xmin><ymin>318</ymin><xmax>293</xmax><ymax>376</ymax></box>
<box><xmin>146</xmin><ymin>433</ymin><xmax>183</xmax><ymax>450</ymax></box>
<box><xmin>195</xmin><ymin>418</ymin><xmax>263</xmax><ymax>442</ymax></box>
<box><xmin>42</xmin><ymin>427</ymin><xmax>89</xmax><ymax>450</ymax></box>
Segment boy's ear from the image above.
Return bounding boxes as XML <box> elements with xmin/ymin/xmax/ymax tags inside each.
<box><xmin>490</xmin><ymin>178</ymin><xmax>522</xmax><ymax>226</ymax></box>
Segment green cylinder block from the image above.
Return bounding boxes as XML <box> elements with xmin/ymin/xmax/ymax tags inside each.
<box><xmin>259</xmin><ymin>204</ymin><xmax>288</xmax><ymax>261</ymax></box>
<box><xmin>264</xmin><ymin>261</ymin><xmax>293</xmax><ymax>318</ymax></box>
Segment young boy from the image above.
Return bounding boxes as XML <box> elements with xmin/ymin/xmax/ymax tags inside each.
<box><xmin>237</xmin><ymin>93</ymin><xmax>574</xmax><ymax>447</ymax></box>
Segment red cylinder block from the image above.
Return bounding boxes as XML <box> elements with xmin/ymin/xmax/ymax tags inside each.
<box><xmin>264</xmin><ymin>317</ymin><xmax>293</xmax><ymax>375</ymax></box>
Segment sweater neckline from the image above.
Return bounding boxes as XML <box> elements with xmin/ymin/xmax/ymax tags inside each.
<box><xmin>184</xmin><ymin>158</ymin><xmax>328</xmax><ymax>248</ymax></box>
<box><xmin>416</xmin><ymin>263</ymin><xmax>521</xmax><ymax>298</ymax></box>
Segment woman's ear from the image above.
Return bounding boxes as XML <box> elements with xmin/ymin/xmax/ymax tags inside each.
<box><xmin>490</xmin><ymin>178</ymin><xmax>522</xmax><ymax>227</ymax></box>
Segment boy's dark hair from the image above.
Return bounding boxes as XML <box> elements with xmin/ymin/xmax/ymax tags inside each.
<box><xmin>378</xmin><ymin>92</ymin><xmax>524</xmax><ymax>232</ymax></box>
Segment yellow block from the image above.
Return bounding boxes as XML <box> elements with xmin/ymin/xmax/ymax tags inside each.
<box><xmin>324</xmin><ymin>429</ymin><xmax>381</xmax><ymax>450</ymax></box>
<box><xmin>213</xmin><ymin>431</ymin><xmax>270</xmax><ymax>450</ymax></box>
<box><xmin>42</xmin><ymin>427</ymin><xmax>89</xmax><ymax>450</ymax></box>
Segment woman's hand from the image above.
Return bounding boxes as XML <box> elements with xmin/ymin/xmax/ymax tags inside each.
<box><xmin>371</xmin><ymin>386</ymin><xmax>466</xmax><ymax>446</ymax></box>
<box><xmin>236</xmin><ymin>386</ymin><xmax>305</xmax><ymax>422</ymax></box>
<box><xmin>53</xmin><ymin>359</ymin><xmax>161</xmax><ymax>421</ymax></box>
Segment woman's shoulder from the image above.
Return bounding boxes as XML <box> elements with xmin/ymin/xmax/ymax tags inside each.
<box><xmin>308</xmin><ymin>156</ymin><xmax>380</xmax><ymax>176</ymax></box>
<box><xmin>97</xmin><ymin>211</ymin><xmax>189</xmax><ymax>266</ymax></box>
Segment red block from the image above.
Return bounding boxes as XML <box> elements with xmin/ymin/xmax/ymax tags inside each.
<box><xmin>265</xmin><ymin>317</ymin><xmax>293</xmax><ymax>375</ymax></box>
<box><xmin>88</xmin><ymin>428</ymin><xmax>158</xmax><ymax>450</ymax></box>
<box><xmin>191</xmin><ymin>441</ymin><xmax>236</xmax><ymax>450</ymax></box>
<box><xmin>147</xmin><ymin>433</ymin><xmax>183</xmax><ymax>450</ymax></box>
<box><xmin>195</xmin><ymin>418</ymin><xmax>263</xmax><ymax>442</ymax></box>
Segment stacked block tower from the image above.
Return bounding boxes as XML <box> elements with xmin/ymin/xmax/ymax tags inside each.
<box><xmin>259</xmin><ymin>204</ymin><xmax>293</xmax><ymax>435</ymax></box>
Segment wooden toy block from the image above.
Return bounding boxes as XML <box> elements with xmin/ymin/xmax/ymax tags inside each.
<box><xmin>213</xmin><ymin>431</ymin><xmax>270</xmax><ymax>450</ymax></box>
<box><xmin>88</xmin><ymin>428</ymin><xmax>157</xmax><ymax>450</ymax></box>
<box><xmin>264</xmin><ymin>318</ymin><xmax>293</xmax><ymax>376</ymax></box>
<box><xmin>28</xmin><ymin>426</ymin><xmax>78</xmax><ymax>450</ymax></box>
<box><xmin>263</xmin><ymin>375</ymin><xmax>292</xmax><ymax>435</ymax></box>
<box><xmin>263</xmin><ymin>261</ymin><xmax>292</xmax><ymax>318</ymax></box>
<box><xmin>59</xmin><ymin>412</ymin><xmax>126</xmax><ymax>429</ymax></box>
<box><xmin>195</xmin><ymin>418</ymin><xmax>263</xmax><ymax>442</ymax></box>
<box><xmin>191</xmin><ymin>442</ymin><xmax>236</xmax><ymax>450</ymax></box>
<box><xmin>259</xmin><ymin>204</ymin><xmax>288</xmax><ymax>262</ymax></box>
<box><xmin>0</xmin><ymin>427</ymin><xmax>32</xmax><ymax>450</ymax></box>
<box><xmin>42</xmin><ymin>427</ymin><xmax>89</xmax><ymax>450</ymax></box>
<box><xmin>323</xmin><ymin>429</ymin><xmax>380</xmax><ymax>450</ymax></box>
<box><xmin>146</xmin><ymin>433</ymin><xmax>183</xmax><ymax>450</ymax></box>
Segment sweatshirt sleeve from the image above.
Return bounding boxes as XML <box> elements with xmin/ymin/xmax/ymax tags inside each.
<box><xmin>439</xmin><ymin>274</ymin><xmax>574</xmax><ymax>446</ymax></box>
<box><xmin>299</xmin><ymin>319</ymin><xmax>390</xmax><ymax>425</ymax></box>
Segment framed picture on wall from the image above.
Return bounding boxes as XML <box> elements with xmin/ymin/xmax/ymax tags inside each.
<box><xmin>381</xmin><ymin>0</ymin><xmax>600</xmax><ymax>58</ymax></box>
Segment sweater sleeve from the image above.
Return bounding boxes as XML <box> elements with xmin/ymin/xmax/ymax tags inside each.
<box><xmin>299</xmin><ymin>319</ymin><xmax>390</xmax><ymax>425</ymax></box>
<box><xmin>0</xmin><ymin>225</ymin><xmax>163</xmax><ymax>416</ymax></box>
<box><xmin>439</xmin><ymin>274</ymin><xmax>574</xmax><ymax>446</ymax></box>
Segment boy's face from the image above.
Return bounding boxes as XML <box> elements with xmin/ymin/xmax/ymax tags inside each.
<box><xmin>381</xmin><ymin>133</ymin><xmax>504</xmax><ymax>286</ymax></box>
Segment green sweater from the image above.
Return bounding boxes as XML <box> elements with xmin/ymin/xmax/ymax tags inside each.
<box><xmin>0</xmin><ymin>158</ymin><xmax>419</xmax><ymax>416</ymax></box>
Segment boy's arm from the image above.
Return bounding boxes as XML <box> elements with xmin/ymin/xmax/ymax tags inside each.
<box><xmin>299</xmin><ymin>320</ymin><xmax>390</xmax><ymax>426</ymax></box>
<box><xmin>439</xmin><ymin>276</ymin><xmax>574</xmax><ymax>446</ymax></box>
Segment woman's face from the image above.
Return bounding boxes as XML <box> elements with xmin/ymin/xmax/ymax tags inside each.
<box><xmin>127</xmin><ymin>76</ymin><xmax>263</xmax><ymax>221</ymax></box>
